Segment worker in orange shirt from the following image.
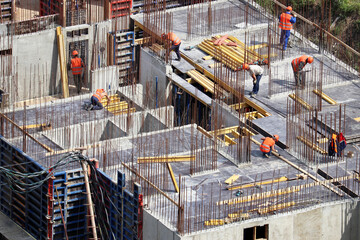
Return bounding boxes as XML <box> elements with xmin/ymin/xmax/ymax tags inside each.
<box><xmin>70</xmin><ymin>50</ymin><xmax>85</xmax><ymax>94</ymax></box>
<box><xmin>291</xmin><ymin>55</ymin><xmax>313</xmax><ymax>87</ymax></box>
<box><xmin>162</xmin><ymin>32</ymin><xmax>181</xmax><ymax>61</ymax></box>
<box><xmin>260</xmin><ymin>135</ymin><xmax>279</xmax><ymax>158</ymax></box>
<box><xmin>86</xmin><ymin>88</ymin><xmax>110</xmax><ymax>111</ymax></box>
<box><xmin>279</xmin><ymin>6</ymin><xmax>296</xmax><ymax>50</ymax></box>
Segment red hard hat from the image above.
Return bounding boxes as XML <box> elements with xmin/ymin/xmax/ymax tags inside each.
<box><xmin>72</xmin><ymin>50</ymin><xmax>78</xmax><ymax>56</ymax></box>
<box><xmin>286</xmin><ymin>6</ymin><xmax>292</xmax><ymax>11</ymax></box>
<box><xmin>307</xmin><ymin>57</ymin><xmax>314</xmax><ymax>64</ymax></box>
<box><xmin>273</xmin><ymin>134</ymin><xmax>279</xmax><ymax>142</ymax></box>
<box><xmin>243</xmin><ymin>63</ymin><xmax>249</xmax><ymax>70</ymax></box>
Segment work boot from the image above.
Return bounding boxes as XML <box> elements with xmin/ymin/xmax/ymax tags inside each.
<box><xmin>264</xmin><ymin>154</ymin><xmax>269</xmax><ymax>158</ymax></box>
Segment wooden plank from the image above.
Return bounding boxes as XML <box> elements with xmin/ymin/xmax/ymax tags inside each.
<box><xmin>166</xmin><ymin>163</ymin><xmax>179</xmax><ymax>193</ymax></box>
<box><xmin>56</xmin><ymin>27</ymin><xmax>69</xmax><ymax>98</ymax></box>
<box><xmin>209</xmin><ymin>126</ymin><xmax>239</xmax><ymax>136</ymax></box>
<box><xmin>202</xmin><ymin>55</ymin><xmax>213</xmax><ymax>60</ymax></box>
<box><xmin>137</xmin><ymin>155</ymin><xmax>195</xmax><ymax>163</ymax></box>
<box><xmin>224</xmin><ymin>174</ymin><xmax>240</xmax><ymax>185</ymax></box>
<box><xmin>257</xmin><ymin>201</ymin><xmax>295</xmax><ymax>214</ymax></box>
<box><xmin>46</xmin><ymin>143</ymin><xmax>101</xmax><ymax>156</ymax></box>
<box><xmin>313</xmin><ymin>89</ymin><xmax>337</xmax><ymax>105</ymax></box>
<box><xmin>224</xmin><ymin>135</ymin><xmax>237</xmax><ymax>145</ymax></box>
<box><xmin>289</xmin><ymin>93</ymin><xmax>313</xmax><ymax>110</ymax></box>
<box><xmin>228</xmin><ymin>176</ymin><xmax>289</xmax><ymax>190</ymax></box>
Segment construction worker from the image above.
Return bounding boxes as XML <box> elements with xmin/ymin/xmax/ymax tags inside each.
<box><xmin>243</xmin><ymin>63</ymin><xmax>264</xmax><ymax>98</ymax></box>
<box><xmin>86</xmin><ymin>88</ymin><xmax>110</xmax><ymax>111</ymax></box>
<box><xmin>291</xmin><ymin>55</ymin><xmax>313</xmax><ymax>87</ymax></box>
<box><xmin>328</xmin><ymin>133</ymin><xmax>338</xmax><ymax>157</ymax></box>
<box><xmin>260</xmin><ymin>135</ymin><xmax>279</xmax><ymax>158</ymax></box>
<box><xmin>279</xmin><ymin>6</ymin><xmax>296</xmax><ymax>50</ymax></box>
<box><xmin>161</xmin><ymin>32</ymin><xmax>181</xmax><ymax>61</ymax></box>
<box><xmin>70</xmin><ymin>50</ymin><xmax>85</xmax><ymax>94</ymax></box>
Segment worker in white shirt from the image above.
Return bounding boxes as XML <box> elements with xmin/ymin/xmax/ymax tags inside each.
<box><xmin>243</xmin><ymin>64</ymin><xmax>264</xmax><ymax>97</ymax></box>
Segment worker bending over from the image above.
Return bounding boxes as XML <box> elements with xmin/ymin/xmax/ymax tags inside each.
<box><xmin>243</xmin><ymin>64</ymin><xmax>264</xmax><ymax>98</ymax></box>
<box><xmin>260</xmin><ymin>135</ymin><xmax>279</xmax><ymax>158</ymax></box>
<box><xmin>70</xmin><ymin>50</ymin><xmax>85</xmax><ymax>94</ymax></box>
<box><xmin>291</xmin><ymin>55</ymin><xmax>313</xmax><ymax>87</ymax></box>
<box><xmin>161</xmin><ymin>32</ymin><xmax>181</xmax><ymax>61</ymax></box>
<box><xmin>86</xmin><ymin>89</ymin><xmax>110</xmax><ymax>111</ymax></box>
<box><xmin>279</xmin><ymin>6</ymin><xmax>296</xmax><ymax>50</ymax></box>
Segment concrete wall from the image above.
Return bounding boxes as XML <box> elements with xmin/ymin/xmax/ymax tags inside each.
<box><xmin>12</xmin><ymin>29</ymin><xmax>60</xmax><ymax>101</ymax></box>
<box><xmin>139</xmin><ymin>48</ymin><xmax>172</xmax><ymax>109</ymax></box>
<box><xmin>176</xmin><ymin>200</ymin><xmax>360</xmax><ymax>240</ymax></box>
<box><xmin>91</xmin><ymin>66</ymin><xmax>119</xmax><ymax>92</ymax></box>
<box><xmin>143</xmin><ymin>209</ymin><xmax>181</xmax><ymax>240</ymax></box>
<box><xmin>43</xmin><ymin>106</ymin><xmax>174</xmax><ymax>148</ymax></box>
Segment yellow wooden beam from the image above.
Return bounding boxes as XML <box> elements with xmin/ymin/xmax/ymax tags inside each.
<box><xmin>134</xmin><ymin>37</ymin><xmax>151</xmax><ymax>45</ymax></box>
<box><xmin>242</xmin><ymin>127</ymin><xmax>255</xmax><ymax>136</ymax></box>
<box><xmin>46</xmin><ymin>143</ymin><xmax>101</xmax><ymax>156</ymax></box>
<box><xmin>166</xmin><ymin>163</ymin><xmax>179</xmax><ymax>193</ymax></box>
<box><xmin>56</xmin><ymin>27</ymin><xmax>69</xmax><ymax>98</ymax></box>
<box><xmin>228</xmin><ymin>176</ymin><xmax>289</xmax><ymax>190</ymax></box>
<box><xmin>297</xmin><ymin>136</ymin><xmax>327</xmax><ymax>154</ymax></box>
<box><xmin>225</xmin><ymin>174</ymin><xmax>240</xmax><ymax>185</ymax></box>
<box><xmin>313</xmin><ymin>89</ymin><xmax>337</xmax><ymax>105</ymax></box>
<box><xmin>289</xmin><ymin>93</ymin><xmax>313</xmax><ymax>110</ymax></box>
<box><xmin>317</xmin><ymin>138</ymin><xmax>328</xmax><ymax>143</ymax></box>
<box><xmin>137</xmin><ymin>155</ymin><xmax>195</xmax><ymax>163</ymax></box>
<box><xmin>231</xmin><ymin>130</ymin><xmax>241</xmax><ymax>139</ymax></box>
<box><xmin>248</xmin><ymin>43</ymin><xmax>268</xmax><ymax>50</ymax></box>
<box><xmin>204</xmin><ymin>219</ymin><xmax>225</xmax><ymax>226</ymax></box>
<box><xmin>202</xmin><ymin>55</ymin><xmax>213</xmax><ymax>60</ymax></box>
<box><xmin>218</xmin><ymin>187</ymin><xmax>299</xmax><ymax>205</ymax></box>
<box><xmin>257</xmin><ymin>201</ymin><xmax>295</xmax><ymax>214</ymax></box>
<box><xmin>354</xmin><ymin>117</ymin><xmax>360</xmax><ymax>122</ymax></box>
<box><xmin>209</xmin><ymin>126</ymin><xmax>239</xmax><ymax>136</ymax></box>
<box><xmin>19</xmin><ymin>123</ymin><xmax>49</xmax><ymax>130</ymax></box>
<box><xmin>197</xmin><ymin>126</ymin><xmax>213</xmax><ymax>138</ymax></box>
<box><xmin>228</xmin><ymin>212</ymin><xmax>249</xmax><ymax>219</ymax></box>
<box><xmin>224</xmin><ymin>135</ymin><xmax>237</xmax><ymax>145</ymax></box>
<box><xmin>180</xmin><ymin>53</ymin><xmax>271</xmax><ymax>117</ymax></box>
<box><xmin>230</xmin><ymin>102</ymin><xmax>248</xmax><ymax>110</ymax></box>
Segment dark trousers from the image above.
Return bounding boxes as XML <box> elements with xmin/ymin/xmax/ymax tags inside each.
<box><xmin>252</xmin><ymin>74</ymin><xmax>262</xmax><ymax>94</ymax></box>
<box><xmin>91</xmin><ymin>96</ymin><xmax>103</xmax><ymax>110</ymax></box>
<box><xmin>280</xmin><ymin>30</ymin><xmax>291</xmax><ymax>50</ymax></box>
<box><xmin>170</xmin><ymin>43</ymin><xmax>181</xmax><ymax>60</ymax></box>
<box><xmin>263</xmin><ymin>148</ymin><xmax>272</xmax><ymax>156</ymax></box>
<box><xmin>73</xmin><ymin>74</ymin><xmax>82</xmax><ymax>93</ymax></box>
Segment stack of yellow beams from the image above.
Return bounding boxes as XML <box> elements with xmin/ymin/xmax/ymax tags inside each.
<box><xmin>101</xmin><ymin>94</ymin><xmax>135</xmax><ymax>115</ymax></box>
<box><xmin>198</xmin><ymin>35</ymin><xmax>261</xmax><ymax>70</ymax></box>
<box><xmin>149</xmin><ymin>43</ymin><xmax>164</xmax><ymax>55</ymax></box>
<box><xmin>187</xmin><ymin>70</ymin><xmax>216</xmax><ymax>94</ymax></box>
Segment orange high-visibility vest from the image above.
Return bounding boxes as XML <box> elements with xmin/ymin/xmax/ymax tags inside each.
<box><xmin>168</xmin><ymin>32</ymin><xmax>181</xmax><ymax>46</ymax></box>
<box><xmin>331</xmin><ymin>134</ymin><xmax>338</xmax><ymax>153</ymax></box>
<box><xmin>291</xmin><ymin>55</ymin><xmax>308</xmax><ymax>72</ymax></box>
<box><xmin>93</xmin><ymin>89</ymin><xmax>105</xmax><ymax>101</ymax></box>
<box><xmin>279</xmin><ymin>13</ymin><xmax>293</xmax><ymax>30</ymax></box>
<box><xmin>71</xmin><ymin>57</ymin><xmax>82</xmax><ymax>75</ymax></box>
<box><xmin>260</xmin><ymin>137</ymin><xmax>275</xmax><ymax>153</ymax></box>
